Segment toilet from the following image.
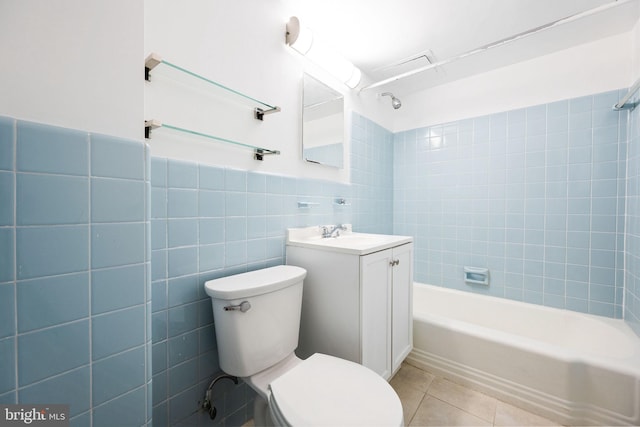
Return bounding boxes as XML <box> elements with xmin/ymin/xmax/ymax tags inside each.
<box><xmin>204</xmin><ymin>265</ymin><xmax>404</xmax><ymax>426</ymax></box>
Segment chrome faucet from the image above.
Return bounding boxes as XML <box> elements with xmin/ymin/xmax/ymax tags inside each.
<box><xmin>321</xmin><ymin>224</ymin><xmax>347</xmax><ymax>238</ymax></box>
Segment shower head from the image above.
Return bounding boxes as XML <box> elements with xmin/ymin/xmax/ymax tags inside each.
<box><xmin>381</xmin><ymin>92</ymin><xmax>402</xmax><ymax>109</ymax></box>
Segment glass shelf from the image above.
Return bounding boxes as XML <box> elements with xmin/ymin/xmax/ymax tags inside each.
<box><xmin>144</xmin><ymin>120</ymin><xmax>280</xmax><ymax>161</ymax></box>
<box><xmin>145</xmin><ymin>53</ymin><xmax>281</xmax><ymax>120</ymax></box>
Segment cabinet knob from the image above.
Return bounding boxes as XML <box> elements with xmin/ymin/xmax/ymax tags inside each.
<box><xmin>389</xmin><ymin>259</ymin><xmax>400</xmax><ymax>266</ymax></box>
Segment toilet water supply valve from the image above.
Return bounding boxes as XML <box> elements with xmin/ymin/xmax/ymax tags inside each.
<box><xmin>201</xmin><ymin>374</ymin><xmax>239</xmax><ymax>420</ymax></box>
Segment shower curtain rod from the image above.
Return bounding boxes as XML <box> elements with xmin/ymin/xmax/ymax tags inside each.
<box><xmin>360</xmin><ymin>0</ymin><xmax>635</xmax><ymax>92</ymax></box>
<box><xmin>613</xmin><ymin>76</ymin><xmax>640</xmax><ymax>111</ymax></box>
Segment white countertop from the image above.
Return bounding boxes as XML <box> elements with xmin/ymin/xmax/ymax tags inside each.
<box><xmin>286</xmin><ymin>225</ymin><xmax>412</xmax><ymax>255</ymax></box>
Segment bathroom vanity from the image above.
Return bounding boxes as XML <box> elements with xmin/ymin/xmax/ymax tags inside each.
<box><xmin>286</xmin><ymin>226</ymin><xmax>413</xmax><ymax>380</ymax></box>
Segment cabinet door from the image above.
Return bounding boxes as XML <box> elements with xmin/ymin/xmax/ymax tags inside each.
<box><xmin>391</xmin><ymin>243</ymin><xmax>413</xmax><ymax>374</ymax></box>
<box><xmin>360</xmin><ymin>249</ymin><xmax>392</xmax><ymax>379</ymax></box>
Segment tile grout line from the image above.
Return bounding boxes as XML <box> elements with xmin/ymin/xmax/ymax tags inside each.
<box><xmin>12</xmin><ymin>118</ymin><xmax>18</xmax><ymax>400</ymax></box>
<box><xmin>87</xmin><ymin>131</ymin><xmax>93</xmax><ymax>427</ymax></box>
<box><xmin>621</xmin><ymin>97</ymin><xmax>629</xmax><ymax>318</ymax></box>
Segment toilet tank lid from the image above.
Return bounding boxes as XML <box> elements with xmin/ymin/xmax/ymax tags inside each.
<box><xmin>204</xmin><ymin>265</ymin><xmax>306</xmax><ymax>300</ymax></box>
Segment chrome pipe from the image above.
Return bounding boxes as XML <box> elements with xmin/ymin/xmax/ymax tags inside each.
<box><xmin>613</xmin><ymin>76</ymin><xmax>640</xmax><ymax>111</ymax></box>
<box><xmin>360</xmin><ymin>0</ymin><xmax>636</xmax><ymax>92</ymax></box>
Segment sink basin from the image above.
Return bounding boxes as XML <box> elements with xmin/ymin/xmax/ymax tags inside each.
<box><xmin>286</xmin><ymin>225</ymin><xmax>412</xmax><ymax>255</ymax></box>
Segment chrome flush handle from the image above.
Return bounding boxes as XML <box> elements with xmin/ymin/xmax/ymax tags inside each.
<box><xmin>224</xmin><ymin>301</ymin><xmax>251</xmax><ymax>312</ymax></box>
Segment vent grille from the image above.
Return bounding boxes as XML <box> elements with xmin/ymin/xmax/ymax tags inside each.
<box><xmin>372</xmin><ymin>50</ymin><xmax>437</xmax><ymax>80</ymax></box>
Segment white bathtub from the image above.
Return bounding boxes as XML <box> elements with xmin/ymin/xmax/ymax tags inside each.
<box><xmin>407</xmin><ymin>283</ymin><xmax>640</xmax><ymax>426</ymax></box>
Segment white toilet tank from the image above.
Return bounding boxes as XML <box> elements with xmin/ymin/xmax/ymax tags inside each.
<box><xmin>204</xmin><ymin>265</ymin><xmax>306</xmax><ymax>377</ymax></box>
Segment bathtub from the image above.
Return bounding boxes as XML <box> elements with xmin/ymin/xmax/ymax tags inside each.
<box><xmin>406</xmin><ymin>283</ymin><xmax>640</xmax><ymax>426</ymax></box>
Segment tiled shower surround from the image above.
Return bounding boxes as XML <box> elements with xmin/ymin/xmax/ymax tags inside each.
<box><xmin>626</xmin><ymin>91</ymin><xmax>640</xmax><ymax>336</ymax></box>
<box><xmin>351</xmin><ymin>114</ymin><xmax>395</xmax><ymax>234</ymax></box>
<box><xmin>394</xmin><ymin>90</ymin><xmax>628</xmax><ymax>317</ymax></box>
<box><xmin>1</xmin><ymin>87</ymin><xmax>639</xmax><ymax>427</ymax></box>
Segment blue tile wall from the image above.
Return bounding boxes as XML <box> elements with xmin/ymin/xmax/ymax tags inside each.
<box><xmin>393</xmin><ymin>90</ymin><xmax>627</xmax><ymax>317</ymax></box>
<box><xmin>16</xmin><ymin>122</ymin><xmax>88</xmax><ymax>176</ymax></box>
<box><xmin>0</xmin><ymin>116</ymin><xmax>152</xmax><ymax>426</ymax></box>
<box><xmin>17</xmin><ymin>321</ymin><xmax>91</xmax><ymax>387</ymax></box>
<box><xmin>18</xmin><ymin>367</ymin><xmax>91</xmax><ymax>418</ymax></box>
<box><xmin>626</xmin><ymin>91</ymin><xmax>640</xmax><ymax>337</ymax></box>
<box><xmin>0</xmin><ymin>117</ymin><xmax>14</xmax><ymax>171</ymax></box>
<box><xmin>16</xmin><ymin>226</ymin><xmax>89</xmax><ymax>279</ymax></box>
<box><xmin>16</xmin><ymin>273</ymin><xmax>90</xmax><ymax>333</ymax></box>
<box><xmin>150</xmin><ymin>157</ymin><xmax>353</xmax><ymax>426</ymax></box>
<box><xmin>351</xmin><ymin>113</ymin><xmax>394</xmax><ymax>234</ymax></box>
<box><xmin>16</xmin><ymin>174</ymin><xmax>89</xmax><ymax>225</ymax></box>
<box><xmin>4</xmin><ymin>85</ymin><xmax>639</xmax><ymax>427</ymax></box>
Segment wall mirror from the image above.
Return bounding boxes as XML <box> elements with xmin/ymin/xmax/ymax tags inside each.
<box><xmin>302</xmin><ymin>74</ymin><xmax>344</xmax><ymax>168</ymax></box>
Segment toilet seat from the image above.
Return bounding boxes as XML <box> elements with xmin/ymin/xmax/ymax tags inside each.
<box><xmin>268</xmin><ymin>353</ymin><xmax>403</xmax><ymax>427</ymax></box>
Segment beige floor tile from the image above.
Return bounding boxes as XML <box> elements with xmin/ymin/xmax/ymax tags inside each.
<box><xmin>494</xmin><ymin>401</ymin><xmax>560</xmax><ymax>426</ymax></box>
<box><xmin>427</xmin><ymin>378</ymin><xmax>497</xmax><ymax>423</ymax></box>
<box><xmin>245</xmin><ymin>364</ymin><xmax>560</xmax><ymax>427</ymax></box>
<box><xmin>391</xmin><ymin>378</ymin><xmax>426</xmax><ymax>425</ymax></box>
<box><xmin>391</xmin><ymin>363</ymin><xmax>436</xmax><ymax>393</ymax></box>
<box><xmin>409</xmin><ymin>396</ymin><xmax>492</xmax><ymax>427</ymax></box>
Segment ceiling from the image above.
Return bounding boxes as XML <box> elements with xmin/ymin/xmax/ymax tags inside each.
<box><xmin>280</xmin><ymin>0</ymin><xmax>640</xmax><ymax>95</ymax></box>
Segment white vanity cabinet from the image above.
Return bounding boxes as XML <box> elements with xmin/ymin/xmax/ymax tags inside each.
<box><xmin>361</xmin><ymin>243</ymin><xmax>413</xmax><ymax>379</ymax></box>
<box><xmin>286</xmin><ymin>231</ymin><xmax>413</xmax><ymax>380</ymax></box>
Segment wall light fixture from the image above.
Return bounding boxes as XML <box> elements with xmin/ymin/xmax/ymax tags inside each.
<box><xmin>286</xmin><ymin>16</ymin><xmax>362</xmax><ymax>89</ymax></box>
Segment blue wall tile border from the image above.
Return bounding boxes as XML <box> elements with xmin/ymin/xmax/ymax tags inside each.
<box><xmin>91</xmin><ymin>134</ymin><xmax>145</xmax><ymax>180</ymax></box>
<box><xmin>625</xmin><ymin>91</ymin><xmax>640</xmax><ymax>337</ymax></box>
<box><xmin>0</xmin><ymin>116</ymin><xmax>15</xmax><ymax>171</ymax></box>
<box><xmin>16</xmin><ymin>120</ymin><xmax>89</xmax><ymax>176</ymax></box>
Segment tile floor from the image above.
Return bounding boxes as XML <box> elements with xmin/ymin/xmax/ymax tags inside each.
<box><xmin>390</xmin><ymin>363</ymin><xmax>560</xmax><ymax>426</ymax></box>
<box><xmin>243</xmin><ymin>362</ymin><xmax>561</xmax><ymax>426</ymax></box>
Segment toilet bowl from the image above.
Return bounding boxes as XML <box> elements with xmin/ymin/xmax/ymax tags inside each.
<box><xmin>267</xmin><ymin>353</ymin><xmax>403</xmax><ymax>426</ymax></box>
<box><xmin>204</xmin><ymin>265</ymin><xmax>403</xmax><ymax>426</ymax></box>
